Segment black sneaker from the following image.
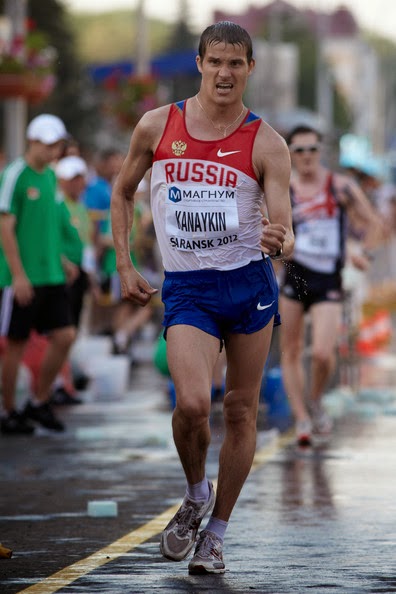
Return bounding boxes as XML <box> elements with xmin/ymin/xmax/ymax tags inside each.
<box><xmin>0</xmin><ymin>410</ymin><xmax>35</xmax><ymax>435</ymax></box>
<box><xmin>24</xmin><ymin>401</ymin><xmax>65</xmax><ymax>432</ymax></box>
<box><xmin>73</xmin><ymin>373</ymin><xmax>90</xmax><ymax>391</ymax></box>
<box><xmin>50</xmin><ymin>387</ymin><xmax>83</xmax><ymax>406</ymax></box>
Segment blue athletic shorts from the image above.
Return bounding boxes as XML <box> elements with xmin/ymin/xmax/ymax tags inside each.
<box><xmin>162</xmin><ymin>257</ymin><xmax>280</xmax><ymax>341</ymax></box>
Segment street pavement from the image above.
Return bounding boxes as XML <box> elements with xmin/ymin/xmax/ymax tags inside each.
<box><xmin>1</xmin><ymin>339</ymin><xmax>396</xmax><ymax>594</ymax></box>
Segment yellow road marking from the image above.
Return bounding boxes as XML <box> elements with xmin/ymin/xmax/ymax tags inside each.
<box><xmin>17</xmin><ymin>429</ymin><xmax>294</xmax><ymax>594</ymax></box>
<box><xmin>17</xmin><ymin>506</ymin><xmax>181</xmax><ymax>594</ymax></box>
<box><xmin>252</xmin><ymin>428</ymin><xmax>295</xmax><ymax>470</ymax></box>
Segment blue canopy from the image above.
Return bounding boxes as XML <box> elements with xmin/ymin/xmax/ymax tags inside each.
<box><xmin>88</xmin><ymin>49</ymin><xmax>198</xmax><ymax>82</ymax></box>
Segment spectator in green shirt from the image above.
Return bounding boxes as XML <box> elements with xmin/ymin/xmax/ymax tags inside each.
<box><xmin>0</xmin><ymin>114</ymin><xmax>76</xmax><ymax>435</ymax></box>
<box><xmin>56</xmin><ymin>155</ymin><xmax>97</xmax><ymax>327</ymax></box>
<box><xmin>45</xmin><ymin>155</ymin><xmax>99</xmax><ymax>406</ymax></box>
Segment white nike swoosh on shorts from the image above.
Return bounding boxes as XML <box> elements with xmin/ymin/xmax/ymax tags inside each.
<box><xmin>217</xmin><ymin>149</ymin><xmax>242</xmax><ymax>157</ymax></box>
<box><xmin>257</xmin><ymin>300</ymin><xmax>274</xmax><ymax>311</ymax></box>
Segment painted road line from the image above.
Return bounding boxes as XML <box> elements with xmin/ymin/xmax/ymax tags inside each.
<box><xmin>17</xmin><ymin>429</ymin><xmax>294</xmax><ymax>594</ymax></box>
<box><xmin>16</xmin><ymin>505</ymin><xmax>182</xmax><ymax>594</ymax></box>
<box><xmin>252</xmin><ymin>428</ymin><xmax>295</xmax><ymax>470</ymax></box>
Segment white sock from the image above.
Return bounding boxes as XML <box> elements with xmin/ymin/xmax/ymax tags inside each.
<box><xmin>186</xmin><ymin>477</ymin><xmax>210</xmax><ymax>501</ymax></box>
<box><xmin>204</xmin><ymin>517</ymin><xmax>228</xmax><ymax>542</ymax></box>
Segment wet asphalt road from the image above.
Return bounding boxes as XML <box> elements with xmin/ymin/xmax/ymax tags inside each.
<box><xmin>1</xmin><ymin>353</ymin><xmax>396</xmax><ymax>594</ymax></box>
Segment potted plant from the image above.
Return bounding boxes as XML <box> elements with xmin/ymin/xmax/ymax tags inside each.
<box><xmin>102</xmin><ymin>73</ymin><xmax>158</xmax><ymax>129</ymax></box>
<box><xmin>0</xmin><ymin>22</ymin><xmax>57</xmax><ymax>103</ymax></box>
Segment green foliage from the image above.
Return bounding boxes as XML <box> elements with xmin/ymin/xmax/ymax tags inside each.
<box><xmin>103</xmin><ymin>74</ymin><xmax>159</xmax><ymax>128</ymax></box>
<box><xmin>165</xmin><ymin>19</ymin><xmax>197</xmax><ymax>54</ymax></box>
<box><xmin>0</xmin><ymin>0</ymin><xmax>98</xmax><ymax>146</ymax></box>
<box><xmin>365</xmin><ymin>32</ymin><xmax>396</xmax><ymax>57</ymax></box>
<box><xmin>0</xmin><ymin>29</ymin><xmax>56</xmax><ymax>76</ymax></box>
<box><xmin>70</xmin><ymin>10</ymin><xmax>171</xmax><ymax>64</ymax></box>
<box><xmin>333</xmin><ymin>85</ymin><xmax>352</xmax><ymax>135</ymax></box>
<box><xmin>0</xmin><ymin>55</ymin><xmax>25</xmax><ymax>75</ymax></box>
<box><xmin>28</xmin><ymin>0</ymin><xmax>96</xmax><ymax>144</ymax></box>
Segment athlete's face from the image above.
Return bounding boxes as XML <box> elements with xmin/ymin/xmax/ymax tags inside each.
<box><xmin>289</xmin><ymin>132</ymin><xmax>321</xmax><ymax>177</ymax></box>
<box><xmin>196</xmin><ymin>42</ymin><xmax>255</xmax><ymax>106</ymax></box>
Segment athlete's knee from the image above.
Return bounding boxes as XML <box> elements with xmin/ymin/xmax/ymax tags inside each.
<box><xmin>311</xmin><ymin>348</ymin><xmax>334</xmax><ymax>368</ymax></box>
<box><xmin>174</xmin><ymin>389</ymin><xmax>211</xmax><ymax>423</ymax></box>
<box><xmin>281</xmin><ymin>343</ymin><xmax>303</xmax><ymax>365</ymax></box>
<box><xmin>223</xmin><ymin>389</ymin><xmax>258</xmax><ymax>426</ymax></box>
<box><xmin>281</xmin><ymin>327</ymin><xmax>304</xmax><ymax>354</ymax></box>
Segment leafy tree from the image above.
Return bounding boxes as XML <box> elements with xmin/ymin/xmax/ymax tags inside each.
<box><xmin>71</xmin><ymin>11</ymin><xmax>170</xmax><ymax>64</ymax></box>
<box><xmin>161</xmin><ymin>2</ymin><xmax>199</xmax><ymax>102</ymax></box>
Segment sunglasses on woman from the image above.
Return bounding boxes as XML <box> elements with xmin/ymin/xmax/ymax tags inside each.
<box><xmin>289</xmin><ymin>144</ymin><xmax>320</xmax><ymax>154</ymax></box>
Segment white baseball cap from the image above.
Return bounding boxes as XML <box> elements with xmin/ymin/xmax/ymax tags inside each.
<box><xmin>55</xmin><ymin>156</ymin><xmax>88</xmax><ymax>180</ymax></box>
<box><xmin>26</xmin><ymin>114</ymin><xmax>68</xmax><ymax>145</ymax></box>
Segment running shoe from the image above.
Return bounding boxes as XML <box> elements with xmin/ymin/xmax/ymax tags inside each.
<box><xmin>311</xmin><ymin>405</ymin><xmax>333</xmax><ymax>435</ymax></box>
<box><xmin>295</xmin><ymin>418</ymin><xmax>312</xmax><ymax>447</ymax></box>
<box><xmin>0</xmin><ymin>410</ymin><xmax>35</xmax><ymax>435</ymax></box>
<box><xmin>160</xmin><ymin>481</ymin><xmax>215</xmax><ymax>561</ymax></box>
<box><xmin>24</xmin><ymin>401</ymin><xmax>65</xmax><ymax>432</ymax></box>
<box><xmin>188</xmin><ymin>530</ymin><xmax>226</xmax><ymax>574</ymax></box>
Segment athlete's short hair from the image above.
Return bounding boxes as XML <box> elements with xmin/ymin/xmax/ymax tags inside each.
<box><xmin>286</xmin><ymin>125</ymin><xmax>323</xmax><ymax>146</ymax></box>
<box><xmin>198</xmin><ymin>21</ymin><xmax>253</xmax><ymax>64</ymax></box>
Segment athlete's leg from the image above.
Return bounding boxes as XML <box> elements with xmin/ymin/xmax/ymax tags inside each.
<box><xmin>166</xmin><ymin>324</ymin><xmax>220</xmax><ymax>484</ymax></box>
<box><xmin>212</xmin><ymin>322</ymin><xmax>273</xmax><ymax>521</ymax></box>
<box><xmin>279</xmin><ymin>295</ymin><xmax>307</xmax><ymax>422</ymax></box>
<box><xmin>1</xmin><ymin>338</ymin><xmax>28</xmax><ymax>412</ymax></box>
<box><xmin>36</xmin><ymin>326</ymin><xmax>76</xmax><ymax>403</ymax></box>
<box><xmin>212</xmin><ymin>349</ymin><xmax>226</xmax><ymax>399</ymax></box>
<box><xmin>309</xmin><ymin>301</ymin><xmax>342</xmax><ymax>404</ymax></box>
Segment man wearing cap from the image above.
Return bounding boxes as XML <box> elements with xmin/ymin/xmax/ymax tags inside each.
<box><xmin>48</xmin><ymin>155</ymin><xmax>98</xmax><ymax>405</ymax></box>
<box><xmin>0</xmin><ymin>114</ymin><xmax>76</xmax><ymax>434</ymax></box>
<box><xmin>56</xmin><ymin>155</ymin><xmax>96</xmax><ymax>327</ymax></box>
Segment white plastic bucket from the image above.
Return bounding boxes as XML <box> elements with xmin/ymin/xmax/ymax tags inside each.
<box><xmin>70</xmin><ymin>336</ymin><xmax>113</xmax><ymax>375</ymax></box>
<box><xmin>85</xmin><ymin>355</ymin><xmax>129</xmax><ymax>400</ymax></box>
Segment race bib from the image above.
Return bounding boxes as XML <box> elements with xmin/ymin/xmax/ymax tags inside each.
<box><xmin>295</xmin><ymin>218</ymin><xmax>340</xmax><ymax>257</ymax></box>
<box><xmin>165</xmin><ymin>184</ymin><xmax>240</xmax><ymax>251</ymax></box>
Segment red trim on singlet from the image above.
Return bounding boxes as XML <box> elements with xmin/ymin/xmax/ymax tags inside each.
<box><xmin>324</xmin><ymin>173</ymin><xmax>337</xmax><ymax>215</ymax></box>
<box><xmin>153</xmin><ymin>100</ymin><xmax>262</xmax><ymax>182</ymax></box>
<box><xmin>290</xmin><ymin>173</ymin><xmax>338</xmax><ymax>218</ymax></box>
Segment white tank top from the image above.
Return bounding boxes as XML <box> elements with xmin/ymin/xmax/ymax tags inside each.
<box><xmin>150</xmin><ymin>100</ymin><xmax>265</xmax><ymax>271</ymax></box>
<box><xmin>291</xmin><ymin>173</ymin><xmax>346</xmax><ymax>274</ymax></box>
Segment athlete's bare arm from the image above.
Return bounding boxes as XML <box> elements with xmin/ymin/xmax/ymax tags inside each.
<box><xmin>253</xmin><ymin>122</ymin><xmax>294</xmax><ymax>258</ymax></box>
<box><xmin>335</xmin><ymin>172</ymin><xmax>384</xmax><ymax>249</ymax></box>
<box><xmin>111</xmin><ymin>105</ymin><xmax>170</xmax><ymax>305</ymax></box>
